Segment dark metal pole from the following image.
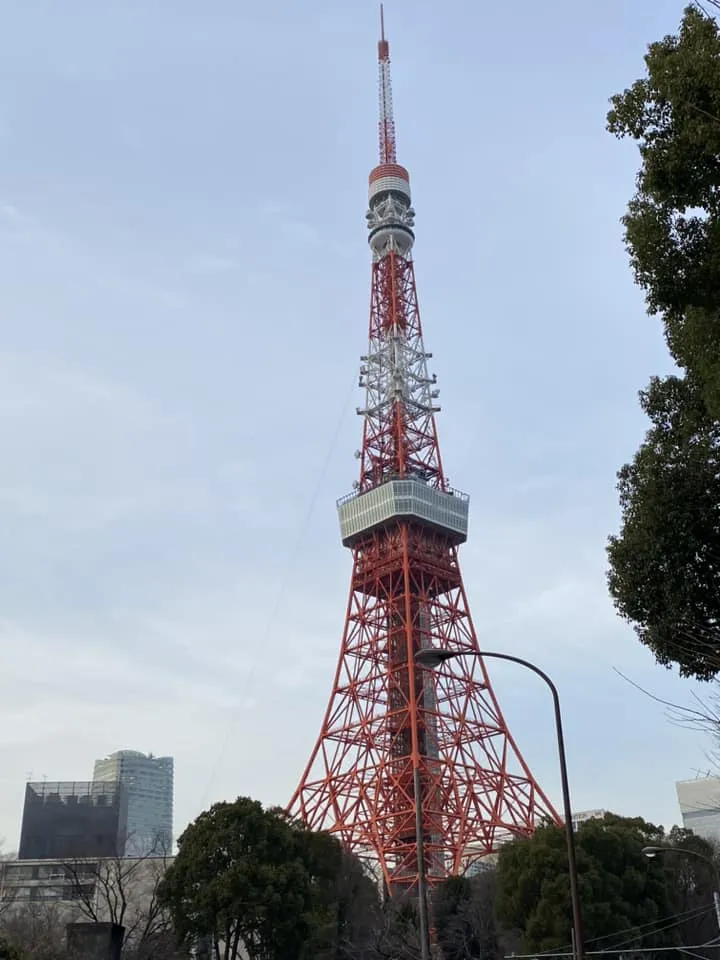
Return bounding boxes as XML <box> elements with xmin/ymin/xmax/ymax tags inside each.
<box><xmin>415</xmin><ymin>648</ymin><xmax>585</xmax><ymax>960</ymax></box>
<box><xmin>541</xmin><ymin>661</ymin><xmax>585</xmax><ymax>960</ymax></box>
<box><xmin>485</xmin><ymin>653</ymin><xmax>584</xmax><ymax>960</ymax></box>
<box><xmin>413</xmin><ymin>763</ymin><xmax>432</xmax><ymax>960</ymax></box>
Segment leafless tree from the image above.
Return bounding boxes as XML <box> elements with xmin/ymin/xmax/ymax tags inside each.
<box><xmin>346</xmin><ymin>892</ymin><xmax>423</xmax><ymax>960</ymax></box>
<box><xmin>0</xmin><ymin>901</ymin><xmax>67</xmax><ymax>960</ymax></box>
<box><xmin>0</xmin><ymin>862</ymin><xmax>17</xmax><ymax>923</ymax></box>
<box><xmin>60</xmin><ymin>835</ymin><xmax>181</xmax><ymax>959</ymax></box>
<box><xmin>440</xmin><ymin>874</ymin><xmax>497</xmax><ymax>960</ymax></box>
<box><xmin>615</xmin><ymin>667</ymin><xmax>720</xmax><ymax>770</ymax></box>
<box><xmin>431</xmin><ymin>870</ymin><xmax>506</xmax><ymax>960</ymax></box>
<box><xmin>0</xmin><ymin>842</ymin><xmax>15</xmax><ymax>861</ymax></box>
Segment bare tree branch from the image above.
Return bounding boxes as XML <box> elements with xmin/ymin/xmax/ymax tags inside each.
<box><xmin>59</xmin><ymin>832</ymin><xmax>177</xmax><ymax>958</ymax></box>
<box><xmin>613</xmin><ymin>666</ymin><xmax>720</xmax><ymax>772</ymax></box>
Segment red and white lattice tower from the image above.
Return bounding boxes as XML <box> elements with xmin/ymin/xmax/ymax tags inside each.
<box><xmin>288</xmin><ymin>8</ymin><xmax>559</xmax><ymax>892</ymax></box>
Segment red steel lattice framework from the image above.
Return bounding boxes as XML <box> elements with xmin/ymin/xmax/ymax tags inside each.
<box><xmin>288</xmin><ymin>9</ymin><xmax>559</xmax><ymax>892</ymax></box>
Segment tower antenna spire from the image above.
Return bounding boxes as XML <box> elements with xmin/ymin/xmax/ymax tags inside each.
<box><xmin>377</xmin><ymin>4</ymin><xmax>396</xmax><ymax>164</ymax></box>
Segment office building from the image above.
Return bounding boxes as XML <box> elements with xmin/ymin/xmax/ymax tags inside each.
<box><xmin>676</xmin><ymin>776</ymin><xmax>720</xmax><ymax>841</ymax></box>
<box><xmin>464</xmin><ymin>852</ymin><xmax>498</xmax><ymax>877</ymax></box>
<box><xmin>18</xmin><ymin>781</ymin><xmax>127</xmax><ymax>861</ymax></box>
<box><xmin>0</xmin><ymin>855</ymin><xmax>172</xmax><ymax>912</ymax></box>
<box><xmin>570</xmin><ymin>809</ymin><xmax>607</xmax><ymax>830</ymax></box>
<box><xmin>93</xmin><ymin>751</ymin><xmax>173</xmax><ymax>856</ymax></box>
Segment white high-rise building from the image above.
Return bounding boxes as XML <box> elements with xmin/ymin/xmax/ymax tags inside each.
<box><xmin>570</xmin><ymin>809</ymin><xmax>607</xmax><ymax>830</ymax></box>
<box><xmin>676</xmin><ymin>776</ymin><xmax>720</xmax><ymax>842</ymax></box>
<box><xmin>93</xmin><ymin>750</ymin><xmax>174</xmax><ymax>857</ymax></box>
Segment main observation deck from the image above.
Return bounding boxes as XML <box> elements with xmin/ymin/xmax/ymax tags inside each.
<box><xmin>337</xmin><ymin>478</ymin><xmax>469</xmax><ymax>549</ymax></box>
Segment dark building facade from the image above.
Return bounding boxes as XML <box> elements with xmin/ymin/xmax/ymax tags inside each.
<box><xmin>18</xmin><ymin>781</ymin><xmax>127</xmax><ymax>860</ymax></box>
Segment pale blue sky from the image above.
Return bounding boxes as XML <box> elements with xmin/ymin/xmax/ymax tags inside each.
<box><xmin>0</xmin><ymin>0</ymin><xmax>713</xmax><ymax>851</ymax></box>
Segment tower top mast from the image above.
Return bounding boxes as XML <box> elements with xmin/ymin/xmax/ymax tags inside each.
<box><xmin>377</xmin><ymin>4</ymin><xmax>396</xmax><ymax>165</ymax></box>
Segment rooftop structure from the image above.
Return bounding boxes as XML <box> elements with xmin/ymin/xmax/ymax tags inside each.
<box><xmin>18</xmin><ymin>781</ymin><xmax>127</xmax><ymax>861</ymax></box>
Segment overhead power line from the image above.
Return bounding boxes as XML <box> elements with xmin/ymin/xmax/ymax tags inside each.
<box><xmin>512</xmin><ymin>945</ymin><xmax>720</xmax><ymax>959</ymax></box>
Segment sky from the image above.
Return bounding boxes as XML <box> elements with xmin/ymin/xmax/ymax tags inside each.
<box><xmin>0</xmin><ymin>0</ymin><xmax>715</xmax><ymax>853</ymax></box>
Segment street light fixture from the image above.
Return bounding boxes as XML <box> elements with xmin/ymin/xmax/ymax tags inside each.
<box><xmin>415</xmin><ymin>647</ymin><xmax>585</xmax><ymax>960</ymax></box>
<box><xmin>642</xmin><ymin>845</ymin><xmax>720</xmax><ymax>931</ymax></box>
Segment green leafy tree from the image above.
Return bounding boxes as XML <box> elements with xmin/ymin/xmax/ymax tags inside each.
<box><xmin>606</xmin><ymin>6</ymin><xmax>720</xmax><ymax>677</ymax></box>
<box><xmin>607</xmin><ymin>5</ymin><xmax>720</xmax><ymax>397</ymax></box>
<box><xmin>607</xmin><ymin>375</ymin><xmax>720</xmax><ymax>679</ymax></box>
<box><xmin>158</xmin><ymin>797</ymin><xmax>379</xmax><ymax>960</ymax></box>
<box><xmin>495</xmin><ymin>814</ymin><xmax>672</xmax><ymax>953</ymax></box>
<box><xmin>289</xmin><ymin>823</ymin><xmax>381</xmax><ymax>959</ymax></box>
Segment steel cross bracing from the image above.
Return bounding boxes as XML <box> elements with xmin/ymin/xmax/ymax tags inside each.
<box><xmin>358</xmin><ymin>252</ymin><xmax>443</xmax><ymax>493</ymax></box>
<box><xmin>287</xmin><ymin>11</ymin><xmax>559</xmax><ymax>894</ymax></box>
<box><xmin>290</xmin><ymin>518</ymin><xmax>559</xmax><ymax>884</ymax></box>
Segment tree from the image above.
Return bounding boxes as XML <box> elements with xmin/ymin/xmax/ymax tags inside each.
<box><xmin>158</xmin><ymin>797</ymin><xmax>379</xmax><ymax>960</ymax></box>
<box><xmin>288</xmin><ymin>820</ymin><xmax>381</xmax><ymax>959</ymax></box>
<box><xmin>0</xmin><ymin>901</ymin><xmax>67</xmax><ymax>960</ymax></box>
<box><xmin>654</xmin><ymin>827</ymin><xmax>720</xmax><ymax>949</ymax></box>
<box><xmin>434</xmin><ymin>872</ymin><xmax>498</xmax><ymax>960</ymax></box>
<box><xmin>362</xmin><ymin>893</ymin><xmax>422</xmax><ymax>960</ymax></box>
<box><xmin>0</xmin><ymin>843</ymin><xmax>15</xmax><ymax>862</ymax></box>
<box><xmin>607</xmin><ymin>375</ymin><xmax>720</xmax><ymax>679</ymax></box>
<box><xmin>607</xmin><ymin>5</ymin><xmax>720</xmax><ymax>397</ymax></box>
<box><xmin>0</xmin><ymin>838</ymin><xmax>179</xmax><ymax>960</ymax></box>
<box><xmin>61</xmin><ymin>845</ymin><xmax>178</xmax><ymax>960</ymax></box>
<box><xmin>495</xmin><ymin>814</ymin><xmax>673</xmax><ymax>953</ymax></box>
<box><xmin>606</xmin><ymin>5</ymin><xmax>720</xmax><ymax>678</ymax></box>
<box><xmin>0</xmin><ymin>853</ymin><xmax>19</xmax><ymax>929</ymax></box>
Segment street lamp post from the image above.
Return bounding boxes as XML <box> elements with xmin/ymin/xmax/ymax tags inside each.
<box><xmin>642</xmin><ymin>845</ymin><xmax>720</xmax><ymax>932</ymax></box>
<box><xmin>415</xmin><ymin>647</ymin><xmax>585</xmax><ymax>960</ymax></box>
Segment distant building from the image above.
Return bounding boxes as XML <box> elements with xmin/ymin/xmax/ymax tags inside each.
<box><xmin>676</xmin><ymin>777</ymin><xmax>720</xmax><ymax>841</ymax></box>
<box><xmin>18</xmin><ymin>781</ymin><xmax>127</xmax><ymax>861</ymax></box>
<box><xmin>464</xmin><ymin>853</ymin><xmax>497</xmax><ymax>877</ymax></box>
<box><xmin>570</xmin><ymin>809</ymin><xmax>607</xmax><ymax>830</ymax></box>
<box><xmin>93</xmin><ymin>751</ymin><xmax>173</xmax><ymax>856</ymax></box>
<box><xmin>0</xmin><ymin>855</ymin><xmax>172</xmax><ymax>914</ymax></box>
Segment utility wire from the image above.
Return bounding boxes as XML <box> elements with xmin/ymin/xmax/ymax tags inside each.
<box><xmin>513</xmin><ymin>944</ymin><xmax>720</xmax><ymax>959</ymax></box>
<box><xmin>199</xmin><ymin>376</ymin><xmax>357</xmax><ymax>805</ymax></box>
<box><xmin>531</xmin><ymin>904</ymin><xmax>715</xmax><ymax>957</ymax></box>
<box><xmin>605</xmin><ymin>906</ymin><xmax>713</xmax><ymax>953</ymax></box>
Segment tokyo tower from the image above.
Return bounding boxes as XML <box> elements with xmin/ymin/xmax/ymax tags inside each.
<box><xmin>288</xmin><ymin>9</ymin><xmax>559</xmax><ymax>892</ymax></box>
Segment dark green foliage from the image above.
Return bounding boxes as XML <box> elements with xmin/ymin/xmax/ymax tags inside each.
<box><xmin>495</xmin><ymin>814</ymin><xmax>671</xmax><ymax>953</ymax></box>
<box><xmin>607</xmin><ymin>6</ymin><xmax>720</xmax><ymax>382</ymax></box>
<box><xmin>157</xmin><ymin>797</ymin><xmax>380</xmax><ymax>960</ymax></box>
<box><xmin>607</xmin><ymin>375</ymin><xmax>720</xmax><ymax>679</ymax></box>
<box><xmin>287</xmin><ymin>816</ymin><xmax>381</xmax><ymax>959</ymax></box>
<box><xmin>606</xmin><ymin>6</ymin><xmax>720</xmax><ymax>677</ymax></box>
